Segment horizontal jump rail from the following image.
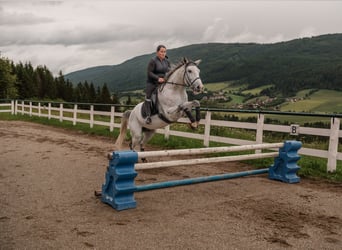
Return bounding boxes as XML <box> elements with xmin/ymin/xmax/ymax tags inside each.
<box><xmin>135</xmin><ymin>168</ymin><xmax>269</xmax><ymax>192</ymax></box>
<box><xmin>108</xmin><ymin>142</ymin><xmax>284</xmax><ymax>160</ymax></box>
<box><xmin>135</xmin><ymin>152</ymin><xmax>279</xmax><ymax>170</ymax></box>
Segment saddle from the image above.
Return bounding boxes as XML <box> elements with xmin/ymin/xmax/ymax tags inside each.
<box><xmin>141</xmin><ymin>88</ymin><xmax>179</xmax><ymax>124</ymax></box>
<box><xmin>141</xmin><ymin>89</ymin><xmax>158</xmax><ymax>119</ymax></box>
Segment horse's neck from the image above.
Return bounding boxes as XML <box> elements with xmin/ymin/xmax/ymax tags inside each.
<box><xmin>158</xmin><ymin>67</ymin><xmax>187</xmax><ymax>111</ymax></box>
<box><xmin>163</xmin><ymin>67</ymin><xmax>185</xmax><ymax>94</ymax></box>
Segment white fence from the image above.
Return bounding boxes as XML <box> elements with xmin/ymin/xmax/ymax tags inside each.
<box><xmin>1</xmin><ymin>100</ymin><xmax>341</xmax><ymax>172</ymax></box>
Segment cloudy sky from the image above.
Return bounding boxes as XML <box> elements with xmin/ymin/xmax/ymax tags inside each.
<box><xmin>1</xmin><ymin>0</ymin><xmax>341</xmax><ymax>75</ymax></box>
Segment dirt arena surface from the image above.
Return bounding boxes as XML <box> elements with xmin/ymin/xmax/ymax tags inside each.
<box><xmin>0</xmin><ymin>120</ymin><xmax>341</xmax><ymax>249</ymax></box>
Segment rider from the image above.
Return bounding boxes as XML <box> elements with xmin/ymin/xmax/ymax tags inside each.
<box><xmin>144</xmin><ymin>44</ymin><xmax>171</xmax><ymax>124</ymax></box>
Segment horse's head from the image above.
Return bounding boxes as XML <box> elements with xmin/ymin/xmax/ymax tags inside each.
<box><xmin>182</xmin><ymin>58</ymin><xmax>204</xmax><ymax>94</ymax></box>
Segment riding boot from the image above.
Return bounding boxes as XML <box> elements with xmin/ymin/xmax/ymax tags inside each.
<box><xmin>144</xmin><ymin>99</ymin><xmax>152</xmax><ymax>124</ymax></box>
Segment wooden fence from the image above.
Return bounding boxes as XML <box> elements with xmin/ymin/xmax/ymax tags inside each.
<box><xmin>1</xmin><ymin>100</ymin><xmax>341</xmax><ymax>172</ymax></box>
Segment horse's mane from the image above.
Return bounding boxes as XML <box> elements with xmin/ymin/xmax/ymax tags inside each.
<box><xmin>164</xmin><ymin>58</ymin><xmax>188</xmax><ymax>82</ymax></box>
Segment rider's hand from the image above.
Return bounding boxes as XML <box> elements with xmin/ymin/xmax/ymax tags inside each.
<box><xmin>158</xmin><ymin>77</ymin><xmax>165</xmax><ymax>84</ymax></box>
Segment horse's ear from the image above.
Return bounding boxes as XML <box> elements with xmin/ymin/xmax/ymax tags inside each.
<box><xmin>182</xmin><ymin>57</ymin><xmax>188</xmax><ymax>64</ymax></box>
<box><xmin>194</xmin><ymin>59</ymin><xmax>202</xmax><ymax>66</ymax></box>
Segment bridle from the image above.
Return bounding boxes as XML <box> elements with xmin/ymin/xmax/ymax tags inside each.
<box><xmin>183</xmin><ymin>62</ymin><xmax>201</xmax><ymax>87</ymax></box>
<box><xmin>162</xmin><ymin>61</ymin><xmax>201</xmax><ymax>90</ymax></box>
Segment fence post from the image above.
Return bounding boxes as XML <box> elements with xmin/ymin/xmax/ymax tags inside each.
<box><xmin>48</xmin><ymin>103</ymin><xmax>51</xmax><ymax>119</ymax></box>
<box><xmin>38</xmin><ymin>102</ymin><xmax>41</xmax><ymax>117</ymax></box>
<box><xmin>29</xmin><ymin>101</ymin><xmax>32</xmax><ymax>116</ymax></box>
<box><xmin>164</xmin><ymin>125</ymin><xmax>170</xmax><ymax>140</ymax></box>
<box><xmin>73</xmin><ymin>104</ymin><xmax>78</xmax><ymax>125</ymax></box>
<box><xmin>11</xmin><ymin>100</ymin><xmax>15</xmax><ymax>115</ymax></box>
<box><xmin>110</xmin><ymin>106</ymin><xmax>115</xmax><ymax>132</ymax></box>
<box><xmin>21</xmin><ymin>101</ymin><xmax>24</xmax><ymax>115</ymax></box>
<box><xmin>203</xmin><ymin>111</ymin><xmax>211</xmax><ymax>147</ymax></box>
<box><xmin>90</xmin><ymin>105</ymin><xmax>94</xmax><ymax>128</ymax></box>
<box><xmin>255</xmin><ymin>113</ymin><xmax>264</xmax><ymax>153</ymax></box>
<box><xmin>14</xmin><ymin>100</ymin><xmax>18</xmax><ymax>115</ymax></box>
<box><xmin>59</xmin><ymin>103</ymin><xmax>63</xmax><ymax>122</ymax></box>
<box><xmin>327</xmin><ymin>117</ymin><xmax>340</xmax><ymax>172</ymax></box>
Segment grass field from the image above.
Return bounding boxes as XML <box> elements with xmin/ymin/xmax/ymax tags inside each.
<box><xmin>280</xmin><ymin>89</ymin><xmax>342</xmax><ymax>113</ymax></box>
<box><xmin>241</xmin><ymin>84</ymin><xmax>274</xmax><ymax>95</ymax></box>
<box><xmin>204</xmin><ymin>81</ymin><xmax>248</xmax><ymax>92</ymax></box>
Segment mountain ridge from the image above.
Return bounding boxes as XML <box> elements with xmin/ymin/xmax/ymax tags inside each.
<box><xmin>65</xmin><ymin>33</ymin><xmax>342</xmax><ymax>95</ymax></box>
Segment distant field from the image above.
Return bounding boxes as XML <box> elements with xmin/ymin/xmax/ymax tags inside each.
<box><xmin>117</xmin><ymin>86</ymin><xmax>341</xmax><ymax>114</ymax></box>
<box><xmin>242</xmin><ymin>84</ymin><xmax>274</xmax><ymax>95</ymax></box>
<box><xmin>296</xmin><ymin>89</ymin><xmax>315</xmax><ymax>98</ymax></box>
<box><xmin>204</xmin><ymin>81</ymin><xmax>247</xmax><ymax>92</ymax></box>
<box><xmin>280</xmin><ymin>89</ymin><xmax>342</xmax><ymax>113</ymax></box>
<box><xmin>228</xmin><ymin>94</ymin><xmax>245</xmax><ymax>104</ymax></box>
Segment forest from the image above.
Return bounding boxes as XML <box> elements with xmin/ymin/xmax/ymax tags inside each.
<box><xmin>0</xmin><ymin>57</ymin><xmax>117</xmax><ymax>104</ymax></box>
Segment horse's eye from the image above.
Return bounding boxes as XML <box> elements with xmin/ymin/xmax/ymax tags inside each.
<box><xmin>188</xmin><ymin>70</ymin><xmax>192</xmax><ymax>73</ymax></box>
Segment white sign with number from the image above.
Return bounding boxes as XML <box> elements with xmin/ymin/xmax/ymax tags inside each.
<box><xmin>290</xmin><ymin>124</ymin><xmax>300</xmax><ymax>135</ymax></box>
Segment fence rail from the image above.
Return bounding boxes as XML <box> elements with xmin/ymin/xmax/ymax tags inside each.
<box><xmin>1</xmin><ymin>100</ymin><xmax>341</xmax><ymax>172</ymax></box>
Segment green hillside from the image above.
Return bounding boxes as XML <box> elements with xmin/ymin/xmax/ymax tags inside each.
<box><xmin>65</xmin><ymin>34</ymin><xmax>342</xmax><ymax>96</ymax></box>
<box><xmin>280</xmin><ymin>89</ymin><xmax>342</xmax><ymax>113</ymax></box>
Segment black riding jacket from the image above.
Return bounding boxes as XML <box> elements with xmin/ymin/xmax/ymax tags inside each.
<box><xmin>146</xmin><ymin>56</ymin><xmax>170</xmax><ymax>85</ymax></box>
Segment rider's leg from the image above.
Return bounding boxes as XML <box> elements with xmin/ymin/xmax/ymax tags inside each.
<box><xmin>144</xmin><ymin>83</ymin><xmax>155</xmax><ymax>124</ymax></box>
<box><xmin>144</xmin><ymin>99</ymin><xmax>152</xmax><ymax>124</ymax></box>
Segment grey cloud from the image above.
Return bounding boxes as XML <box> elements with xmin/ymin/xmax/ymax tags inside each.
<box><xmin>0</xmin><ymin>6</ymin><xmax>53</xmax><ymax>26</ymax></box>
<box><xmin>0</xmin><ymin>22</ymin><xmax>161</xmax><ymax>46</ymax></box>
<box><xmin>1</xmin><ymin>0</ymin><xmax>341</xmax><ymax>76</ymax></box>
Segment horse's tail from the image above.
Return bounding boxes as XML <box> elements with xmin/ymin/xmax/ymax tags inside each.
<box><xmin>114</xmin><ymin>110</ymin><xmax>131</xmax><ymax>150</ymax></box>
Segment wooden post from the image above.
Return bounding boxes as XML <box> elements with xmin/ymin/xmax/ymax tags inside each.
<box><xmin>21</xmin><ymin>100</ymin><xmax>24</xmax><ymax>115</ymax></box>
<box><xmin>29</xmin><ymin>102</ymin><xmax>32</xmax><ymax>116</ymax></box>
<box><xmin>73</xmin><ymin>104</ymin><xmax>78</xmax><ymax>126</ymax></box>
<box><xmin>256</xmin><ymin>113</ymin><xmax>264</xmax><ymax>153</ymax></box>
<box><xmin>38</xmin><ymin>102</ymin><xmax>41</xmax><ymax>117</ymax></box>
<box><xmin>327</xmin><ymin>117</ymin><xmax>340</xmax><ymax>172</ymax></box>
<box><xmin>48</xmin><ymin>103</ymin><xmax>51</xmax><ymax>119</ymax></box>
<box><xmin>90</xmin><ymin>105</ymin><xmax>94</xmax><ymax>128</ymax></box>
<box><xmin>164</xmin><ymin>125</ymin><xmax>170</xmax><ymax>140</ymax></box>
<box><xmin>203</xmin><ymin>111</ymin><xmax>211</xmax><ymax>147</ymax></box>
<box><xmin>59</xmin><ymin>103</ymin><xmax>63</xmax><ymax>122</ymax></box>
<box><xmin>11</xmin><ymin>100</ymin><xmax>15</xmax><ymax>115</ymax></box>
<box><xmin>110</xmin><ymin>106</ymin><xmax>114</xmax><ymax>132</ymax></box>
<box><xmin>14</xmin><ymin>100</ymin><xmax>18</xmax><ymax>115</ymax></box>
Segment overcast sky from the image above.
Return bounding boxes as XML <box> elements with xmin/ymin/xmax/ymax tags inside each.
<box><xmin>1</xmin><ymin>0</ymin><xmax>341</xmax><ymax>75</ymax></box>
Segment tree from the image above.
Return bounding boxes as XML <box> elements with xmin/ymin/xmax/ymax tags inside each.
<box><xmin>0</xmin><ymin>57</ymin><xmax>17</xmax><ymax>99</ymax></box>
<box><xmin>126</xmin><ymin>95</ymin><xmax>132</xmax><ymax>105</ymax></box>
<box><xmin>100</xmin><ymin>83</ymin><xmax>112</xmax><ymax>104</ymax></box>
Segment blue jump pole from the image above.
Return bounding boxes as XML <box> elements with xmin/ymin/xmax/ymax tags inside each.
<box><xmin>135</xmin><ymin>168</ymin><xmax>269</xmax><ymax>192</ymax></box>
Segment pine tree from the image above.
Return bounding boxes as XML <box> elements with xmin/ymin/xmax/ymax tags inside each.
<box><xmin>0</xmin><ymin>57</ymin><xmax>17</xmax><ymax>99</ymax></box>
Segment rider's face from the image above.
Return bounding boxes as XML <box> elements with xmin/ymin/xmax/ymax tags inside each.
<box><xmin>157</xmin><ymin>47</ymin><xmax>166</xmax><ymax>60</ymax></box>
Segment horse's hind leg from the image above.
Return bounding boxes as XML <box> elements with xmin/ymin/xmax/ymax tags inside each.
<box><xmin>140</xmin><ymin>129</ymin><xmax>155</xmax><ymax>151</ymax></box>
<box><xmin>130</xmin><ymin>133</ymin><xmax>142</xmax><ymax>151</ymax></box>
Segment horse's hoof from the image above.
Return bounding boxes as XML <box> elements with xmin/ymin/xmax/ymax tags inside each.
<box><xmin>188</xmin><ymin>122</ymin><xmax>198</xmax><ymax>130</ymax></box>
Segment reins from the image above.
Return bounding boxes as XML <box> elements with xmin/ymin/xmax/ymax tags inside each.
<box><xmin>159</xmin><ymin>61</ymin><xmax>199</xmax><ymax>92</ymax></box>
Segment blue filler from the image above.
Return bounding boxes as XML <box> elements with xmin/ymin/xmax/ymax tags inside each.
<box><xmin>269</xmin><ymin>140</ymin><xmax>302</xmax><ymax>183</ymax></box>
<box><xmin>101</xmin><ymin>150</ymin><xmax>138</xmax><ymax>211</ymax></box>
<box><xmin>101</xmin><ymin>140</ymin><xmax>302</xmax><ymax>211</ymax></box>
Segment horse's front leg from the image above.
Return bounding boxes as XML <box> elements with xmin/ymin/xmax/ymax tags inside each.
<box><xmin>179</xmin><ymin>100</ymin><xmax>201</xmax><ymax>129</ymax></box>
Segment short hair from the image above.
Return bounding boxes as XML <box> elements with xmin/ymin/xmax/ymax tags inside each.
<box><xmin>156</xmin><ymin>45</ymin><xmax>166</xmax><ymax>52</ymax></box>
